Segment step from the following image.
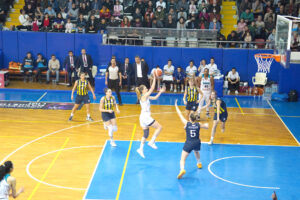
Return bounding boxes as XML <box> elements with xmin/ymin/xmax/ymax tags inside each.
<box><xmin>221</xmin><ymin>5</ymin><xmax>237</xmax><ymax>10</ymax></box>
<box><xmin>222</xmin><ymin>24</ymin><xmax>237</xmax><ymax>29</ymax></box>
<box><xmin>222</xmin><ymin>1</ymin><xmax>236</xmax><ymax>6</ymax></box>
<box><xmin>9</xmin><ymin>13</ymin><xmax>20</xmax><ymax>18</ymax></box>
<box><xmin>5</xmin><ymin>21</ymin><xmax>21</xmax><ymax>27</ymax></box>
<box><xmin>222</xmin><ymin>14</ymin><xmax>238</xmax><ymax>20</ymax></box>
<box><xmin>221</xmin><ymin>10</ymin><xmax>236</xmax><ymax>15</ymax></box>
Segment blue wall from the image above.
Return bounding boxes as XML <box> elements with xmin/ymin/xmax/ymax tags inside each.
<box><xmin>0</xmin><ymin>31</ymin><xmax>299</xmax><ymax>94</ymax></box>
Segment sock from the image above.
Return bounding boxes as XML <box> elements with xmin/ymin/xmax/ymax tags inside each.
<box><xmin>70</xmin><ymin>113</ymin><xmax>74</xmax><ymax>116</ymax></box>
<box><xmin>112</xmin><ymin>125</ymin><xmax>118</xmax><ymax>132</ymax></box>
<box><xmin>180</xmin><ymin>162</ymin><xmax>184</xmax><ymax>170</ymax></box>
<box><xmin>210</xmin><ymin>137</ymin><xmax>214</xmax><ymax>142</ymax></box>
<box><xmin>150</xmin><ymin>135</ymin><xmax>157</xmax><ymax>144</ymax></box>
<box><xmin>139</xmin><ymin>142</ymin><xmax>144</xmax><ymax>150</ymax></box>
<box><xmin>87</xmin><ymin>114</ymin><xmax>90</xmax><ymax>118</ymax></box>
<box><xmin>108</xmin><ymin>125</ymin><xmax>113</xmax><ymax>137</ymax></box>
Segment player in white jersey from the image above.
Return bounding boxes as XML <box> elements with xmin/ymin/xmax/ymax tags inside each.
<box><xmin>197</xmin><ymin>68</ymin><xmax>214</xmax><ymax>119</ymax></box>
<box><xmin>0</xmin><ymin>161</ymin><xmax>24</xmax><ymax>200</ymax></box>
<box><xmin>135</xmin><ymin>75</ymin><xmax>166</xmax><ymax>158</ymax></box>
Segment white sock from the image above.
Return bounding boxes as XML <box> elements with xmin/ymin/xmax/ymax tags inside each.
<box><xmin>210</xmin><ymin>137</ymin><xmax>214</xmax><ymax>142</ymax></box>
<box><xmin>180</xmin><ymin>162</ymin><xmax>184</xmax><ymax>170</ymax></box>
<box><xmin>139</xmin><ymin>142</ymin><xmax>144</xmax><ymax>150</ymax></box>
<box><xmin>108</xmin><ymin>125</ymin><xmax>113</xmax><ymax>137</ymax></box>
<box><xmin>150</xmin><ymin>135</ymin><xmax>157</xmax><ymax>144</ymax></box>
<box><xmin>87</xmin><ymin>114</ymin><xmax>90</xmax><ymax>118</ymax></box>
<box><xmin>70</xmin><ymin>113</ymin><xmax>74</xmax><ymax>116</ymax></box>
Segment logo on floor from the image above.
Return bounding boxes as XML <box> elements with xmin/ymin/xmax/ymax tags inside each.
<box><xmin>0</xmin><ymin>101</ymin><xmax>81</xmax><ymax>110</ymax></box>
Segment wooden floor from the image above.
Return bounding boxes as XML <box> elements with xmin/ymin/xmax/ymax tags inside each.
<box><xmin>0</xmin><ymin>101</ymin><xmax>298</xmax><ymax>200</ymax></box>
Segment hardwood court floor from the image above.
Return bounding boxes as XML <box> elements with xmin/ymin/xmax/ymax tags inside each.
<box><xmin>0</xmin><ymin>103</ymin><xmax>298</xmax><ymax>200</ymax></box>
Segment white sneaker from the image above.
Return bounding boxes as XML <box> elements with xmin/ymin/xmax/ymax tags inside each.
<box><xmin>208</xmin><ymin>140</ymin><xmax>213</xmax><ymax>145</ymax></box>
<box><xmin>227</xmin><ymin>90</ymin><xmax>230</xmax><ymax>95</ymax></box>
<box><xmin>137</xmin><ymin>148</ymin><xmax>145</xmax><ymax>158</ymax></box>
<box><xmin>104</xmin><ymin>124</ymin><xmax>108</xmax><ymax>130</ymax></box>
<box><xmin>110</xmin><ymin>140</ymin><xmax>117</xmax><ymax>147</ymax></box>
<box><xmin>148</xmin><ymin>142</ymin><xmax>158</xmax><ymax>149</ymax></box>
<box><xmin>174</xmin><ymin>89</ymin><xmax>177</xmax><ymax>93</ymax></box>
<box><xmin>235</xmin><ymin>90</ymin><xmax>239</xmax><ymax>95</ymax></box>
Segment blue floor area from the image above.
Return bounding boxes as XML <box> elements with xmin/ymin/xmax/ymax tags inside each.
<box><xmin>84</xmin><ymin>141</ymin><xmax>300</xmax><ymax>200</ymax></box>
<box><xmin>0</xmin><ymin>88</ymin><xmax>271</xmax><ymax>108</ymax></box>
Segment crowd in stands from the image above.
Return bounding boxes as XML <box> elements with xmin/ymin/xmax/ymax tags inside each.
<box><xmin>0</xmin><ymin>0</ymin><xmax>14</xmax><ymax>26</ymax></box>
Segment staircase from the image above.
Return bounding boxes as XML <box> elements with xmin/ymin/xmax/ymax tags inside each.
<box><xmin>220</xmin><ymin>1</ymin><xmax>238</xmax><ymax>38</ymax></box>
<box><xmin>5</xmin><ymin>0</ymin><xmax>25</xmax><ymax>28</ymax></box>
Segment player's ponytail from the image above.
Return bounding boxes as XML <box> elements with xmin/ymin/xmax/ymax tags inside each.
<box><xmin>135</xmin><ymin>85</ymin><xmax>144</xmax><ymax>100</ymax></box>
<box><xmin>0</xmin><ymin>161</ymin><xmax>13</xmax><ymax>181</ymax></box>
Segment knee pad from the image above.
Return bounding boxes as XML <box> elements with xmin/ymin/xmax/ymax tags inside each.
<box><xmin>143</xmin><ymin>128</ymin><xmax>149</xmax><ymax>139</ymax></box>
<box><xmin>112</xmin><ymin>125</ymin><xmax>118</xmax><ymax>132</ymax></box>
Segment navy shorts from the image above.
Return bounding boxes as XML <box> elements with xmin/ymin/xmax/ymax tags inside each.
<box><xmin>186</xmin><ymin>101</ymin><xmax>198</xmax><ymax>111</ymax></box>
<box><xmin>183</xmin><ymin>140</ymin><xmax>201</xmax><ymax>153</ymax></box>
<box><xmin>214</xmin><ymin>112</ymin><xmax>228</xmax><ymax>122</ymax></box>
<box><xmin>102</xmin><ymin>112</ymin><xmax>116</xmax><ymax>122</ymax></box>
<box><xmin>75</xmin><ymin>95</ymin><xmax>90</xmax><ymax>104</ymax></box>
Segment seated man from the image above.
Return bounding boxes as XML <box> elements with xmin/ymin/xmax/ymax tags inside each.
<box><xmin>149</xmin><ymin>65</ymin><xmax>163</xmax><ymax>91</ymax></box>
<box><xmin>227</xmin><ymin>67</ymin><xmax>240</xmax><ymax>95</ymax></box>
<box><xmin>185</xmin><ymin>60</ymin><xmax>197</xmax><ymax>87</ymax></box>
<box><xmin>22</xmin><ymin>52</ymin><xmax>34</xmax><ymax>82</ymax></box>
<box><xmin>173</xmin><ymin>66</ymin><xmax>185</xmax><ymax>93</ymax></box>
<box><xmin>162</xmin><ymin>59</ymin><xmax>175</xmax><ymax>91</ymax></box>
<box><xmin>35</xmin><ymin>53</ymin><xmax>47</xmax><ymax>83</ymax></box>
<box><xmin>121</xmin><ymin>57</ymin><xmax>133</xmax><ymax>92</ymax></box>
<box><xmin>46</xmin><ymin>55</ymin><xmax>60</xmax><ymax>84</ymax></box>
<box><xmin>63</xmin><ymin>51</ymin><xmax>78</xmax><ymax>87</ymax></box>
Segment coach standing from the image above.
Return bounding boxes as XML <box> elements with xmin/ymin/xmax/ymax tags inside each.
<box><xmin>77</xmin><ymin>49</ymin><xmax>94</xmax><ymax>86</ymax></box>
<box><xmin>105</xmin><ymin>58</ymin><xmax>123</xmax><ymax>105</ymax></box>
<box><xmin>133</xmin><ymin>56</ymin><xmax>149</xmax><ymax>88</ymax></box>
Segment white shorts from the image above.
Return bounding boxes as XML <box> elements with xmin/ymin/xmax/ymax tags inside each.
<box><xmin>139</xmin><ymin>112</ymin><xmax>155</xmax><ymax>128</ymax></box>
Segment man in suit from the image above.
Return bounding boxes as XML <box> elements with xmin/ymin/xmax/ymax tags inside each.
<box><xmin>121</xmin><ymin>57</ymin><xmax>133</xmax><ymax>92</ymax></box>
<box><xmin>133</xmin><ymin>56</ymin><xmax>149</xmax><ymax>88</ymax></box>
<box><xmin>63</xmin><ymin>51</ymin><xmax>78</xmax><ymax>87</ymax></box>
<box><xmin>77</xmin><ymin>48</ymin><xmax>94</xmax><ymax>86</ymax></box>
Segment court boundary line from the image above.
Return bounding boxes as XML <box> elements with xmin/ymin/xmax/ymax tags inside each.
<box><xmin>82</xmin><ymin>141</ymin><xmax>108</xmax><ymax>200</ymax></box>
<box><xmin>26</xmin><ymin>145</ymin><xmax>103</xmax><ymax>191</ymax></box>
<box><xmin>36</xmin><ymin>92</ymin><xmax>47</xmax><ymax>102</ymax></box>
<box><xmin>235</xmin><ymin>97</ymin><xmax>245</xmax><ymax>115</ymax></box>
<box><xmin>208</xmin><ymin>156</ymin><xmax>280</xmax><ymax>189</ymax></box>
<box><xmin>267</xmin><ymin>100</ymin><xmax>300</xmax><ymax>146</ymax></box>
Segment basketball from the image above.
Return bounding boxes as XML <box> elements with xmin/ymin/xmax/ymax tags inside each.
<box><xmin>155</xmin><ymin>68</ymin><xmax>162</xmax><ymax>77</ymax></box>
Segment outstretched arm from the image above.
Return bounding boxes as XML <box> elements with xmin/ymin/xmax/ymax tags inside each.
<box><xmin>149</xmin><ymin>85</ymin><xmax>166</xmax><ymax>100</ymax></box>
<box><xmin>144</xmin><ymin>75</ymin><xmax>156</xmax><ymax>98</ymax></box>
<box><xmin>175</xmin><ymin>99</ymin><xmax>188</xmax><ymax>126</ymax></box>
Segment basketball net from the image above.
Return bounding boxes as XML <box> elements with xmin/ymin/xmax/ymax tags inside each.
<box><xmin>254</xmin><ymin>54</ymin><xmax>274</xmax><ymax>73</ymax></box>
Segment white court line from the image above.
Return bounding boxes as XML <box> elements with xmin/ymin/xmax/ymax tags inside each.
<box><xmin>36</xmin><ymin>92</ymin><xmax>47</xmax><ymax>102</ymax></box>
<box><xmin>82</xmin><ymin>141</ymin><xmax>108</xmax><ymax>199</ymax></box>
<box><xmin>26</xmin><ymin>145</ymin><xmax>103</xmax><ymax>190</ymax></box>
<box><xmin>267</xmin><ymin>100</ymin><xmax>300</xmax><ymax>146</ymax></box>
<box><xmin>208</xmin><ymin>156</ymin><xmax>280</xmax><ymax>190</ymax></box>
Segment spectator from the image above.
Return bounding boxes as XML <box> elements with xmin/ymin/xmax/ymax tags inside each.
<box><xmin>167</xmin><ymin>0</ymin><xmax>177</xmax><ymax>12</ymax></box>
<box><xmin>285</xmin><ymin>0</ymin><xmax>296</xmax><ymax>16</ymax></box>
<box><xmin>149</xmin><ymin>65</ymin><xmax>163</xmax><ymax>91</ymax></box>
<box><xmin>78</xmin><ymin>49</ymin><xmax>94</xmax><ymax>86</ymax></box>
<box><xmin>91</xmin><ymin>0</ymin><xmax>101</xmax><ymax>12</ymax></box>
<box><xmin>173</xmin><ymin>67</ymin><xmax>185</xmax><ymax>93</ymax></box>
<box><xmin>0</xmin><ymin>6</ymin><xmax>7</xmax><ymax>23</ymax></box>
<box><xmin>100</xmin><ymin>5</ymin><xmax>111</xmax><ymax>19</ymax></box>
<box><xmin>108</xmin><ymin>15</ymin><xmax>120</xmax><ymax>27</ymax></box>
<box><xmin>113</xmin><ymin>0</ymin><xmax>123</xmax><ymax>18</ymax></box>
<box><xmin>266</xmin><ymin>28</ymin><xmax>276</xmax><ymax>49</ymax></box>
<box><xmin>132</xmin><ymin>17</ymin><xmax>142</xmax><ymax>27</ymax></box>
<box><xmin>209</xmin><ymin>18</ymin><xmax>221</xmax><ymax>31</ymax></box>
<box><xmin>63</xmin><ymin>51</ymin><xmax>78</xmax><ymax>86</ymax></box>
<box><xmin>277</xmin><ymin>5</ymin><xmax>286</xmax><ymax>16</ymax></box>
<box><xmin>133</xmin><ymin>7</ymin><xmax>143</xmax><ymax>21</ymax></box>
<box><xmin>255</xmin><ymin>15</ymin><xmax>265</xmax><ymax>35</ymax></box>
<box><xmin>265</xmin><ymin>16</ymin><xmax>275</xmax><ymax>35</ymax></box>
<box><xmin>208</xmin><ymin>2</ymin><xmax>220</xmax><ymax>14</ymax></box>
<box><xmin>264</xmin><ymin>8</ymin><xmax>275</xmax><ymax>23</ymax></box>
<box><xmin>58</xmin><ymin>0</ymin><xmax>67</xmax><ymax>14</ymax></box>
<box><xmin>86</xmin><ymin>15</ymin><xmax>99</xmax><ymax>33</ymax></box>
<box><xmin>133</xmin><ymin>0</ymin><xmax>145</xmax><ymax>16</ymax></box>
<box><xmin>76</xmin><ymin>14</ymin><xmax>86</xmax><ymax>33</ymax></box>
<box><xmin>165</xmin><ymin>14</ymin><xmax>176</xmax><ymax>28</ymax></box>
<box><xmin>291</xmin><ymin>31</ymin><xmax>300</xmax><ymax>51</ymax></box>
<box><xmin>103</xmin><ymin>0</ymin><xmax>114</xmax><ymax>11</ymax></box>
<box><xmin>41</xmin><ymin>13</ymin><xmax>52</xmax><ymax>31</ymax></box>
<box><xmin>177</xmin><ymin>0</ymin><xmax>189</xmax><ymax>12</ymax></box>
<box><xmin>240</xmin><ymin>8</ymin><xmax>254</xmax><ymax>23</ymax></box>
<box><xmin>239</xmin><ymin>0</ymin><xmax>251</xmax><ymax>14</ymax></box>
<box><xmin>198</xmin><ymin>1</ymin><xmax>207</xmax><ymax>13</ymax></box>
<box><xmin>243</xmin><ymin>31</ymin><xmax>253</xmax><ymax>48</ymax></box>
<box><xmin>24</xmin><ymin>4</ymin><xmax>35</xmax><ymax>18</ymax></box>
<box><xmin>217</xmin><ymin>32</ymin><xmax>226</xmax><ymax>48</ymax></box>
<box><xmin>186</xmin><ymin>15</ymin><xmax>198</xmax><ymax>29</ymax></box>
<box><xmin>46</xmin><ymin>54</ymin><xmax>60</xmax><ymax>84</ymax></box>
<box><xmin>143</xmin><ymin>14</ymin><xmax>152</xmax><ymax>27</ymax></box>
<box><xmin>22</xmin><ymin>52</ymin><xmax>34</xmax><ymax>82</ymax></box>
<box><xmin>32</xmin><ymin>16</ymin><xmax>40</xmax><ymax>32</ymax></box>
<box><xmin>189</xmin><ymin>0</ymin><xmax>198</xmax><ymax>15</ymax></box>
<box><xmin>121</xmin><ymin>16</ymin><xmax>131</xmax><ymax>27</ymax></box>
<box><xmin>168</xmin><ymin>8</ymin><xmax>177</xmax><ymax>21</ymax></box>
<box><xmin>177</xmin><ymin>17</ymin><xmax>186</xmax><ymax>29</ymax></box>
<box><xmin>185</xmin><ymin>60</ymin><xmax>197</xmax><ymax>85</ymax></box>
<box><xmin>67</xmin><ymin>3</ymin><xmax>79</xmax><ymax>20</ymax></box>
<box><xmin>154</xmin><ymin>6</ymin><xmax>165</xmax><ymax>23</ymax></box>
<box><xmin>248</xmin><ymin>21</ymin><xmax>257</xmax><ymax>38</ymax></box>
<box><xmin>199</xmin><ymin>17</ymin><xmax>209</xmax><ymax>29</ymax></box>
<box><xmin>121</xmin><ymin>57</ymin><xmax>133</xmax><ymax>91</ymax></box>
<box><xmin>252</xmin><ymin>0</ymin><xmax>263</xmax><ymax>16</ymax></box>
<box><xmin>44</xmin><ymin>5</ymin><xmax>56</xmax><ymax>18</ymax></box>
<box><xmin>178</xmin><ymin>7</ymin><xmax>187</xmax><ymax>20</ymax></box>
<box><xmin>105</xmin><ymin>58</ymin><xmax>123</xmax><ymax>105</ymax></box>
<box><xmin>206</xmin><ymin>57</ymin><xmax>218</xmax><ymax>76</ymax></box>
<box><xmin>99</xmin><ymin>18</ymin><xmax>107</xmax><ymax>34</ymax></box>
<box><xmin>35</xmin><ymin>5</ymin><xmax>44</xmax><ymax>20</ymax></box>
<box><xmin>53</xmin><ymin>12</ymin><xmax>64</xmax><ymax>32</ymax></box>
<box><xmin>18</xmin><ymin>9</ymin><xmax>31</xmax><ymax>30</ymax></box>
<box><xmin>35</xmin><ymin>53</ymin><xmax>48</xmax><ymax>83</ymax></box>
<box><xmin>237</xmin><ymin>19</ymin><xmax>246</xmax><ymax>35</ymax></box>
<box><xmin>65</xmin><ymin>18</ymin><xmax>74</xmax><ymax>33</ymax></box>
<box><xmin>79</xmin><ymin>2</ymin><xmax>90</xmax><ymax>17</ymax></box>
<box><xmin>227</xmin><ymin>31</ymin><xmax>239</xmax><ymax>48</ymax></box>
<box><xmin>199</xmin><ymin>7</ymin><xmax>209</xmax><ymax>21</ymax></box>
<box><xmin>66</xmin><ymin>0</ymin><xmax>73</xmax><ymax>11</ymax></box>
<box><xmin>145</xmin><ymin>7</ymin><xmax>154</xmax><ymax>19</ymax></box>
<box><xmin>227</xmin><ymin>67</ymin><xmax>240</xmax><ymax>95</ymax></box>
<box><xmin>156</xmin><ymin>0</ymin><xmax>166</xmax><ymax>10</ymax></box>
<box><xmin>163</xmin><ymin>59</ymin><xmax>175</xmax><ymax>91</ymax></box>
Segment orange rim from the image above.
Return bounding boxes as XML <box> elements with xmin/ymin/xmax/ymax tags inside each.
<box><xmin>254</xmin><ymin>53</ymin><xmax>281</xmax><ymax>62</ymax></box>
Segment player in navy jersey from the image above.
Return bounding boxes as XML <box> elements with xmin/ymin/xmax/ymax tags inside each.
<box><xmin>175</xmin><ymin>100</ymin><xmax>208</xmax><ymax>179</ymax></box>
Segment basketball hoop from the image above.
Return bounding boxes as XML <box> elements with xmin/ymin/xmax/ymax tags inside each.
<box><xmin>254</xmin><ymin>53</ymin><xmax>281</xmax><ymax>73</ymax></box>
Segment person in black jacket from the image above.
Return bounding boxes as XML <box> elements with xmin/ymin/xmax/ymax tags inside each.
<box><xmin>63</xmin><ymin>51</ymin><xmax>78</xmax><ymax>87</ymax></box>
<box><xmin>77</xmin><ymin>48</ymin><xmax>94</xmax><ymax>86</ymax></box>
<box><xmin>35</xmin><ymin>53</ymin><xmax>47</xmax><ymax>83</ymax></box>
<box><xmin>22</xmin><ymin>52</ymin><xmax>34</xmax><ymax>82</ymax></box>
<box><xmin>121</xmin><ymin>57</ymin><xmax>133</xmax><ymax>92</ymax></box>
<box><xmin>86</xmin><ymin>15</ymin><xmax>98</xmax><ymax>33</ymax></box>
<box><xmin>134</xmin><ymin>56</ymin><xmax>149</xmax><ymax>88</ymax></box>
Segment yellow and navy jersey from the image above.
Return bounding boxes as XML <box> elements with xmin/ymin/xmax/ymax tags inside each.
<box><xmin>103</xmin><ymin>96</ymin><xmax>115</xmax><ymax>110</ymax></box>
<box><xmin>187</xmin><ymin>87</ymin><xmax>198</xmax><ymax>102</ymax></box>
<box><xmin>214</xmin><ymin>98</ymin><xmax>227</xmax><ymax>114</ymax></box>
<box><xmin>77</xmin><ymin>80</ymin><xmax>88</xmax><ymax>96</ymax></box>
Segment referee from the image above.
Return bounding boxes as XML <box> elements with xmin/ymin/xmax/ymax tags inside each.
<box><xmin>105</xmin><ymin>58</ymin><xmax>123</xmax><ymax>105</ymax></box>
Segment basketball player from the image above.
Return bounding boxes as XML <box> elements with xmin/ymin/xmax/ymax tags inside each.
<box><xmin>135</xmin><ymin>75</ymin><xmax>166</xmax><ymax>158</ymax></box>
<box><xmin>174</xmin><ymin>100</ymin><xmax>208</xmax><ymax>179</ymax></box>
<box><xmin>201</xmin><ymin>91</ymin><xmax>228</xmax><ymax>145</ymax></box>
<box><xmin>0</xmin><ymin>161</ymin><xmax>24</xmax><ymax>200</ymax></box>
<box><xmin>69</xmin><ymin>72</ymin><xmax>96</xmax><ymax>121</ymax></box>
<box><xmin>99</xmin><ymin>88</ymin><xmax>120</xmax><ymax>147</ymax></box>
<box><xmin>183</xmin><ymin>78</ymin><xmax>202</xmax><ymax>120</ymax></box>
<box><xmin>197</xmin><ymin>68</ymin><xmax>214</xmax><ymax>119</ymax></box>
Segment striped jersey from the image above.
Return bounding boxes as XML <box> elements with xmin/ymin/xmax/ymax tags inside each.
<box><xmin>77</xmin><ymin>80</ymin><xmax>88</xmax><ymax>96</ymax></box>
